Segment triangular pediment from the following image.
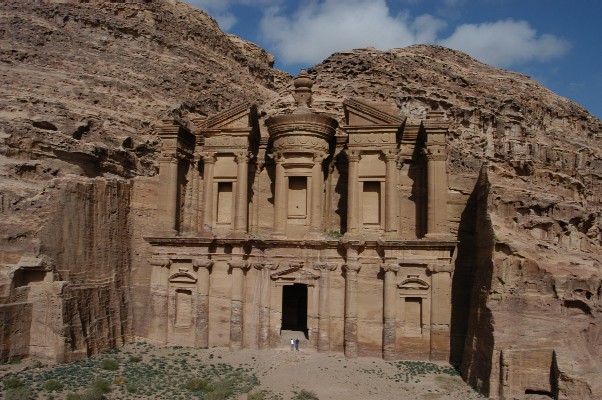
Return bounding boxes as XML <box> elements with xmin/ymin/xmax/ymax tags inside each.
<box><xmin>198</xmin><ymin>102</ymin><xmax>257</xmax><ymax>131</ymax></box>
<box><xmin>343</xmin><ymin>98</ymin><xmax>405</xmax><ymax>126</ymax></box>
<box><xmin>271</xmin><ymin>263</ymin><xmax>320</xmax><ymax>283</ymax></box>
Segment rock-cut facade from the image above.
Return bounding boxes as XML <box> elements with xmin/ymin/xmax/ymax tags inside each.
<box><xmin>145</xmin><ymin>71</ymin><xmax>455</xmax><ymax>360</ymax></box>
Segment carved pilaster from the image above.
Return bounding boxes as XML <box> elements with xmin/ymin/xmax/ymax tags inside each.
<box><xmin>201</xmin><ymin>152</ymin><xmax>216</xmax><ymax>233</ymax></box>
<box><xmin>273</xmin><ymin>154</ymin><xmax>287</xmax><ymax>237</ymax></box>
<box><xmin>191</xmin><ymin>259</ymin><xmax>213</xmax><ymax>348</ymax></box>
<box><xmin>314</xmin><ymin>262</ymin><xmax>338</xmax><ymax>352</ymax></box>
<box><xmin>253</xmin><ymin>262</ymin><xmax>278</xmax><ymax>349</ymax></box>
<box><xmin>343</xmin><ymin>262</ymin><xmax>361</xmax><ymax>358</ymax></box>
<box><xmin>310</xmin><ymin>153</ymin><xmax>326</xmax><ymax>233</ymax></box>
<box><xmin>149</xmin><ymin>258</ymin><xmax>172</xmax><ymax>344</ymax></box>
<box><xmin>234</xmin><ymin>151</ymin><xmax>251</xmax><ymax>234</ymax></box>
<box><xmin>345</xmin><ymin>150</ymin><xmax>361</xmax><ymax>234</ymax></box>
<box><xmin>228</xmin><ymin>260</ymin><xmax>249</xmax><ymax>350</ymax></box>
<box><xmin>381</xmin><ymin>263</ymin><xmax>399</xmax><ymax>360</ymax></box>
<box><xmin>384</xmin><ymin>149</ymin><xmax>398</xmax><ymax>234</ymax></box>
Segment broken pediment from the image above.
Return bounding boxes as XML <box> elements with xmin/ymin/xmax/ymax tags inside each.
<box><xmin>271</xmin><ymin>263</ymin><xmax>319</xmax><ymax>285</ymax></box>
<box><xmin>397</xmin><ymin>277</ymin><xmax>430</xmax><ymax>290</ymax></box>
<box><xmin>198</xmin><ymin>102</ymin><xmax>257</xmax><ymax>131</ymax></box>
<box><xmin>343</xmin><ymin>98</ymin><xmax>405</xmax><ymax>126</ymax></box>
<box><xmin>169</xmin><ymin>271</ymin><xmax>197</xmax><ymax>284</ymax></box>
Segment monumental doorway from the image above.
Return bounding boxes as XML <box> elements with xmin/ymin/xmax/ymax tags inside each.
<box><xmin>281</xmin><ymin>283</ymin><xmax>308</xmax><ymax>336</ymax></box>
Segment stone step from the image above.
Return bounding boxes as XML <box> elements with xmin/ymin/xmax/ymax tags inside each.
<box><xmin>279</xmin><ymin>330</ymin><xmax>309</xmax><ymax>350</ymax></box>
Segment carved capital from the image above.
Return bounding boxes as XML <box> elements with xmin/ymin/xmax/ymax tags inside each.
<box><xmin>149</xmin><ymin>258</ymin><xmax>172</xmax><ymax>268</ymax></box>
<box><xmin>343</xmin><ymin>263</ymin><xmax>361</xmax><ymax>273</ymax></box>
<box><xmin>427</xmin><ymin>264</ymin><xmax>454</xmax><ymax>273</ymax></box>
<box><xmin>228</xmin><ymin>260</ymin><xmax>249</xmax><ymax>270</ymax></box>
<box><xmin>192</xmin><ymin>259</ymin><xmax>213</xmax><ymax>270</ymax></box>
<box><xmin>314</xmin><ymin>262</ymin><xmax>338</xmax><ymax>271</ymax></box>
<box><xmin>313</xmin><ymin>153</ymin><xmax>326</xmax><ymax>164</ymax></box>
<box><xmin>235</xmin><ymin>151</ymin><xmax>251</xmax><ymax>164</ymax></box>
<box><xmin>423</xmin><ymin>146</ymin><xmax>447</xmax><ymax>162</ymax></box>
<box><xmin>201</xmin><ymin>152</ymin><xmax>217</xmax><ymax>164</ymax></box>
<box><xmin>344</xmin><ymin>149</ymin><xmax>361</xmax><ymax>163</ymax></box>
<box><xmin>383</xmin><ymin>148</ymin><xmax>398</xmax><ymax>162</ymax></box>
<box><xmin>380</xmin><ymin>263</ymin><xmax>400</xmax><ymax>273</ymax></box>
<box><xmin>253</xmin><ymin>262</ymin><xmax>279</xmax><ymax>271</ymax></box>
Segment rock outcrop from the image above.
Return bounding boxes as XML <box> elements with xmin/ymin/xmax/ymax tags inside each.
<box><xmin>0</xmin><ymin>1</ymin><xmax>601</xmax><ymax>398</ymax></box>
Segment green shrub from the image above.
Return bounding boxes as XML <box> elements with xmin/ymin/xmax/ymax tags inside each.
<box><xmin>248</xmin><ymin>391</ymin><xmax>268</xmax><ymax>400</ymax></box>
<box><xmin>185</xmin><ymin>377</ymin><xmax>211</xmax><ymax>392</ymax></box>
<box><xmin>90</xmin><ymin>378</ymin><xmax>111</xmax><ymax>394</ymax></box>
<box><xmin>293</xmin><ymin>389</ymin><xmax>319</xmax><ymax>400</ymax></box>
<box><xmin>99</xmin><ymin>358</ymin><xmax>119</xmax><ymax>371</ymax></box>
<box><xmin>66</xmin><ymin>393</ymin><xmax>82</xmax><ymax>400</ymax></box>
<box><xmin>43</xmin><ymin>379</ymin><xmax>63</xmax><ymax>391</ymax></box>
<box><xmin>128</xmin><ymin>355</ymin><xmax>142</xmax><ymax>363</ymax></box>
<box><xmin>80</xmin><ymin>388</ymin><xmax>105</xmax><ymax>400</ymax></box>
<box><xmin>4</xmin><ymin>387</ymin><xmax>32</xmax><ymax>400</ymax></box>
<box><xmin>3</xmin><ymin>378</ymin><xmax>24</xmax><ymax>390</ymax></box>
<box><xmin>205</xmin><ymin>381</ymin><xmax>233</xmax><ymax>400</ymax></box>
<box><xmin>125</xmin><ymin>384</ymin><xmax>138</xmax><ymax>394</ymax></box>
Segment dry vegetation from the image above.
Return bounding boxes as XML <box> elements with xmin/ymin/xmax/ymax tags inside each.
<box><xmin>1</xmin><ymin>343</ymin><xmax>483</xmax><ymax>399</ymax></box>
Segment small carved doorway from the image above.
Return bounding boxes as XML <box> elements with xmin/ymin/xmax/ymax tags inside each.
<box><xmin>281</xmin><ymin>283</ymin><xmax>308</xmax><ymax>336</ymax></box>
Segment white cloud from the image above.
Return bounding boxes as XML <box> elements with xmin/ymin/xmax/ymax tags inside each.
<box><xmin>185</xmin><ymin>0</ymin><xmax>571</xmax><ymax>69</ymax></box>
<box><xmin>259</xmin><ymin>0</ymin><xmax>445</xmax><ymax>65</ymax></box>
<box><xmin>439</xmin><ymin>19</ymin><xmax>571</xmax><ymax>68</ymax></box>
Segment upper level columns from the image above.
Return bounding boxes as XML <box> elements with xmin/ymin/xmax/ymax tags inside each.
<box><xmin>345</xmin><ymin>150</ymin><xmax>361</xmax><ymax>234</ymax></box>
<box><xmin>309</xmin><ymin>154</ymin><xmax>325</xmax><ymax>233</ymax></box>
<box><xmin>384</xmin><ymin>149</ymin><xmax>398</xmax><ymax>235</ymax></box>
<box><xmin>423</xmin><ymin>111</ymin><xmax>449</xmax><ymax>238</ymax></box>
<box><xmin>273</xmin><ymin>154</ymin><xmax>287</xmax><ymax>237</ymax></box>
<box><xmin>200</xmin><ymin>152</ymin><xmax>216</xmax><ymax>233</ymax></box>
<box><xmin>234</xmin><ymin>151</ymin><xmax>250</xmax><ymax>234</ymax></box>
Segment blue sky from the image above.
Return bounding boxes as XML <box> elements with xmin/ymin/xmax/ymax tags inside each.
<box><xmin>185</xmin><ymin>0</ymin><xmax>602</xmax><ymax>120</ymax></box>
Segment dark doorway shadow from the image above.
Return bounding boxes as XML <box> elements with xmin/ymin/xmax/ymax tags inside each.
<box><xmin>281</xmin><ymin>283</ymin><xmax>308</xmax><ymax>338</ymax></box>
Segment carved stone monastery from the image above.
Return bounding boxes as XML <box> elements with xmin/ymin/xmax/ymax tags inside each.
<box><xmin>146</xmin><ymin>71</ymin><xmax>455</xmax><ymax>360</ymax></box>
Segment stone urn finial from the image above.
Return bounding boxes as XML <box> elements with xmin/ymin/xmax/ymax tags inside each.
<box><xmin>292</xmin><ymin>69</ymin><xmax>313</xmax><ymax>110</ymax></box>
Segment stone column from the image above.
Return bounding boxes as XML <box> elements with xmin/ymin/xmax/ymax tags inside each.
<box><xmin>345</xmin><ymin>150</ymin><xmax>361</xmax><ymax>234</ymax></box>
<box><xmin>381</xmin><ymin>263</ymin><xmax>399</xmax><ymax>360</ymax></box>
<box><xmin>343</xmin><ymin>248</ymin><xmax>361</xmax><ymax>358</ymax></box>
<box><xmin>229</xmin><ymin>260</ymin><xmax>249</xmax><ymax>350</ymax></box>
<box><xmin>425</xmin><ymin>147</ymin><xmax>448</xmax><ymax>236</ymax></box>
<box><xmin>273</xmin><ymin>154</ymin><xmax>287</xmax><ymax>237</ymax></box>
<box><xmin>384</xmin><ymin>149</ymin><xmax>398</xmax><ymax>235</ymax></box>
<box><xmin>254</xmin><ymin>262</ymin><xmax>278</xmax><ymax>349</ymax></box>
<box><xmin>234</xmin><ymin>151</ymin><xmax>250</xmax><ymax>233</ymax></box>
<box><xmin>149</xmin><ymin>258</ymin><xmax>171</xmax><ymax>344</ymax></box>
<box><xmin>190</xmin><ymin>155</ymin><xmax>201</xmax><ymax>234</ymax></box>
<box><xmin>423</xmin><ymin>112</ymin><xmax>449</xmax><ymax>237</ymax></box>
<box><xmin>309</xmin><ymin>154</ymin><xmax>325</xmax><ymax>233</ymax></box>
<box><xmin>192</xmin><ymin>259</ymin><xmax>213</xmax><ymax>348</ymax></box>
<box><xmin>201</xmin><ymin>152</ymin><xmax>216</xmax><ymax>233</ymax></box>
<box><xmin>164</xmin><ymin>157</ymin><xmax>179</xmax><ymax>233</ymax></box>
<box><xmin>314</xmin><ymin>262</ymin><xmax>338</xmax><ymax>352</ymax></box>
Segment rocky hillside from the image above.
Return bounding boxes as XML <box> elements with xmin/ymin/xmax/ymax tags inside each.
<box><xmin>1</xmin><ymin>0</ymin><xmax>601</xmax><ymax>398</ymax></box>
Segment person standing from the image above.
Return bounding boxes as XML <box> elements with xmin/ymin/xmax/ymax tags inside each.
<box><xmin>290</xmin><ymin>338</ymin><xmax>294</xmax><ymax>351</ymax></box>
<box><xmin>295</xmin><ymin>338</ymin><xmax>299</xmax><ymax>351</ymax></box>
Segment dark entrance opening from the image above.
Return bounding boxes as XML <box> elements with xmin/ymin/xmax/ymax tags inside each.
<box><xmin>281</xmin><ymin>283</ymin><xmax>308</xmax><ymax>336</ymax></box>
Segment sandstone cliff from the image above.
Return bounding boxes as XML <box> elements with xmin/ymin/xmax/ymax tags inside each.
<box><xmin>0</xmin><ymin>0</ymin><xmax>282</xmax><ymax>362</ymax></box>
<box><xmin>0</xmin><ymin>0</ymin><xmax>601</xmax><ymax>398</ymax></box>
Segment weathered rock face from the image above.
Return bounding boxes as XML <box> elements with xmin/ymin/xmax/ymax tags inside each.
<box><xmin>0</xmin><ymin>1</ymin><xmax>601</xmax><ymax>399</ymax></box>
<box><xmin>0</xmin><ymin>0</ymin><xmax>283</xmax><ymax>362</ymax></box>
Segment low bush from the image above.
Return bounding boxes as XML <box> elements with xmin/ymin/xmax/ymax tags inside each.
<box><xmin>3</xmin><ymin>377</ymin><xmax>24</xmax><ymax>390</ymax></box>
<box><xmin>128</xmin><ymin>355</ymin><xmax>142</xmax><ymax>363</ymax></box>
<box><xmin>99</xmin><ymin>359</ymin><xmax>119</xmax><ymax>371</ymax></box>
<box><xmin>293</xmin><ymin>389</ymin><xmax>319</xmax><ymax>400</ymax></box>
<box><xmin>4</xmin><ymin>387</ymin><xmax>32</xmax><ymax>400</ymax></box>
<box><xmin>185</xmin><ymin>377</ymin><xmax>211</xmax><ymax>392</ymax></box>
<box><xmin>90</xmin><ymin>378</ymin><xmax>111</xmax><ymax>394</ymax></box>
<box><xmin>43</xmin><ymin>379</ymin><xmax>63</xmax><ymax>391</ymax></box>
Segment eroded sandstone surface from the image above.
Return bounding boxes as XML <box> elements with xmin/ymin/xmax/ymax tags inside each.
<box><xmin>0</xmin><ymin>1</ymin><xmax>601</xmax><ymax>399</ymax></box>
